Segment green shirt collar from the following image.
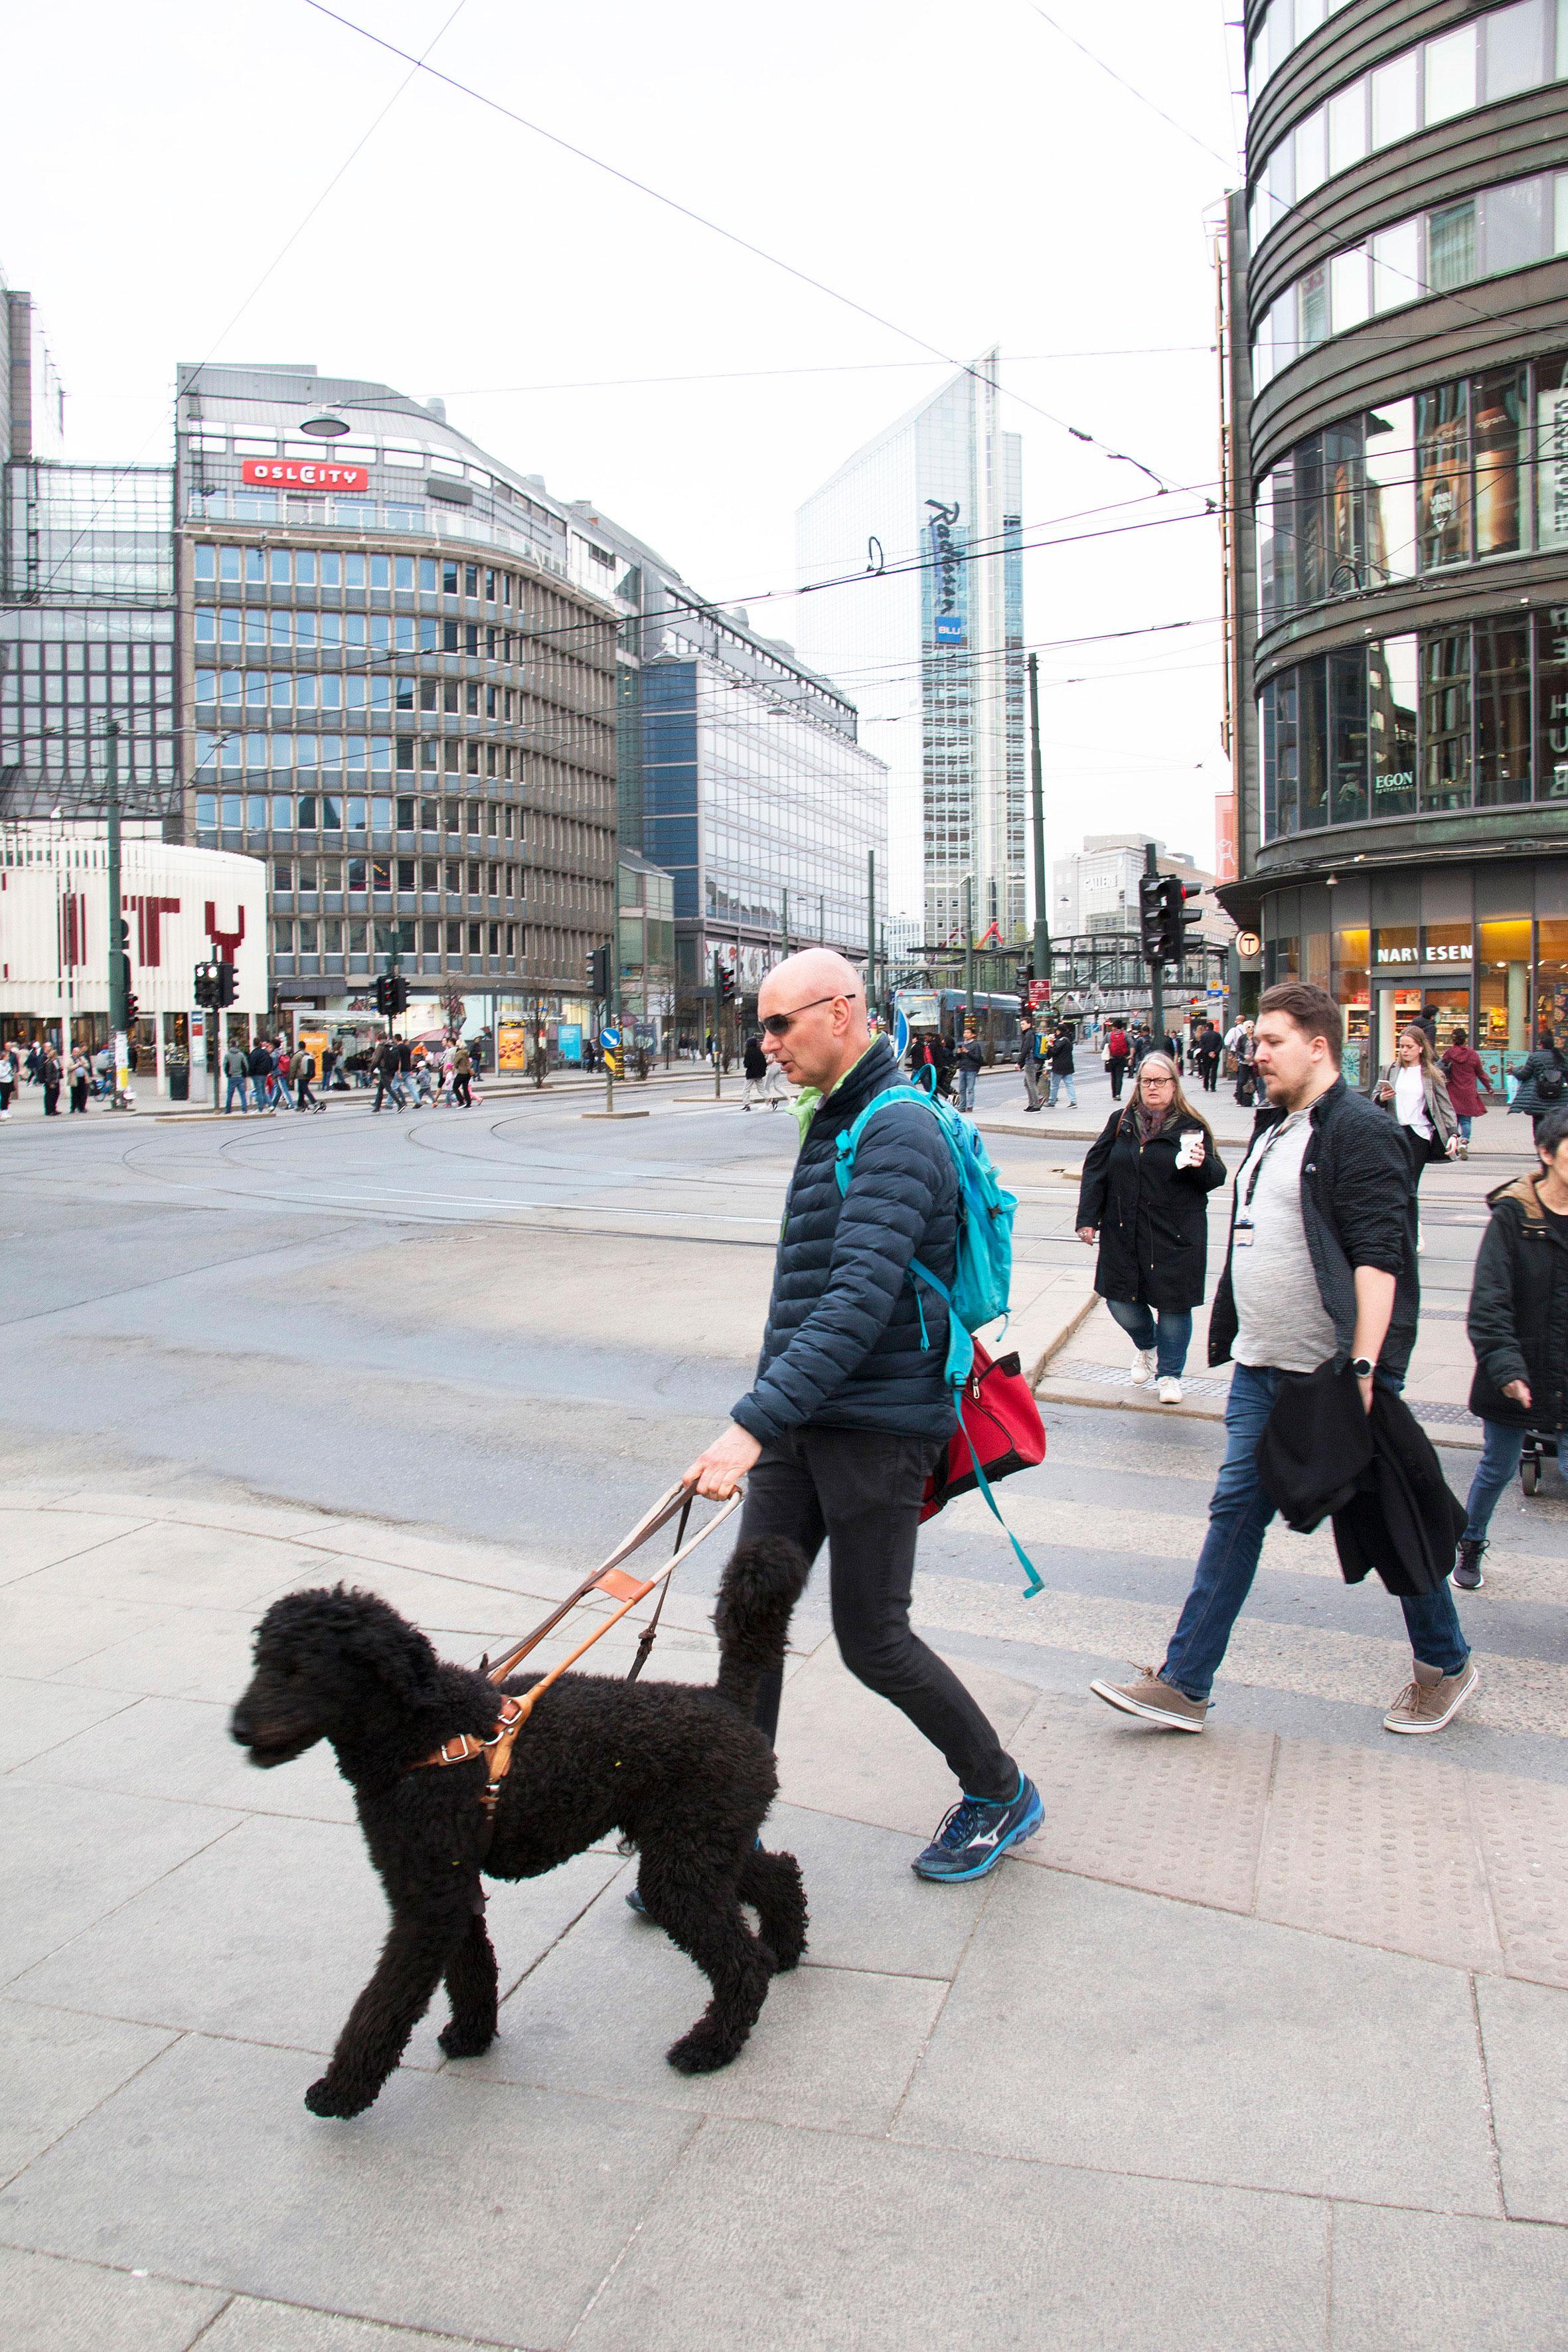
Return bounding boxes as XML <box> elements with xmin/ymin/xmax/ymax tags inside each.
<box><xmin>791</xmin><ymin>1038</ymin><xmax>880</xmax><ymax>1141</ymax></box>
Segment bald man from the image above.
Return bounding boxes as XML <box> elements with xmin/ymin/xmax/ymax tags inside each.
<box><xmin>682</xmin><ymin>950</ymin><xmax>1042</xmax><ymax>1883</ymax></box>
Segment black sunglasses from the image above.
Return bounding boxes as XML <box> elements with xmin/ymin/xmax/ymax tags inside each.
<box><xmin>759</xmin><ymin>993</ymin><xmax>848</xmax><ymax>1038</ymax></box>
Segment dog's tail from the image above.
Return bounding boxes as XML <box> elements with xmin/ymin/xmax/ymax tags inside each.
<box><xmin>712</xmin><ymin>1536</ymin><xmax>811</xmax><ymax>1715</ymax></box>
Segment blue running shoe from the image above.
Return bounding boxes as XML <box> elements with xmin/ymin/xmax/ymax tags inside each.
<box><xmin>911</xmin><ymin>1771</ymin><xmax>1043</xmax><ymax>1881</ymax></box>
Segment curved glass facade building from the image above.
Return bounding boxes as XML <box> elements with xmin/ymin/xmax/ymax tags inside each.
<box><xmin>176</xmin><ymin>362</ymin><xmax>623</xmax><ymax>1020</ymax></box>
<box><xmin>1225</xmin><ymin>0</ymin><xmax>1568</xmax><ymax>1086</ymax></box>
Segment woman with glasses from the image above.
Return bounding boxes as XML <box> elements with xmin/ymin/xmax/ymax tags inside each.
<box><xmin>1075</xmin><ymin>1052</ymin><xmax>1225</xmax><ymax>1404</ymax></box>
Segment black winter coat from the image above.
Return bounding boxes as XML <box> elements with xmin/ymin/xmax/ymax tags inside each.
<box><xmin>1467</xmin><ymin>1174</ymin><xmax>1568</xmax><ymax>1428</ymax></box>
<box><xmin>1048</xmin><ymin>1035</ymin><xmax>1075</xmax><ymax>1075</ymax></box>
<box><xmin>1506</xmin><ymin>1046</ymin><xmax>1568</xmax><ymax>1117</ymax></box>
<box><xmin>1076</xmin><ymin>1109</ymin><xmax>1227</xmax><ymax>1312</ymax></box>
<box><xmin>743</xmin><ymin>1038</ymin><xmax>768</xmax><ymax>1081</ymax></box>
<box><xmin>1208</xmin><ymin>1078</ymin><xmax>1417</xmax><ymax>1375</ymax></box>
<box><xmin>732</xmin><ymin>1037</ymin><xmax>959</xmax><ymax>1445</ymax></box>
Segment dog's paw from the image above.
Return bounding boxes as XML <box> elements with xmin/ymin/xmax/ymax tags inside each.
<box><xmin>438</xmin><ymin>2021</ymin><xmax>496</xmax><ymax>2059</ymax></box>
<box><xmin>666</xmin><ymin>2026</ymin><xmax>743</xmax><ymax>2076</ymax></box>
<box><xmin>304</xmin><ymin>2075</ymin><xmax>374</xmax><ymax>2118</ymax></box>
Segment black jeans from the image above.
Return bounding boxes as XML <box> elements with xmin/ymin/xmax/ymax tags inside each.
<box><xmin>737</xmin><ymin>1425</ymin><xmax>1016</xmax><ymax>1802</ymax></box>
<box><xmin>1108</xmin><ymin>1056</ymin><xmax>1127</xmax><ymax>1100</ymax></box>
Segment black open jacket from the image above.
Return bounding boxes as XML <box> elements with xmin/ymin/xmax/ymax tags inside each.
<box><xmin>1077</xmin><ymin>1109</ymin><xmax>1226</xmax><ymax>1312</ymax></box>
<box><xmin>1467</xmin><ymin>1173</ymin><xmax>1568</xmax><ymax>1428</ymax></box>
<box><xmin>1208</xmin><ymin>1077</ymin><xmax>1417</xmax><ymax>1376</ymax></box>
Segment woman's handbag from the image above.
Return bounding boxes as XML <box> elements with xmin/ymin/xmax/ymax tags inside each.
<box><xmin>919</xmin><ymin>1340</ymin><xmax>1046</xmax><ymax>1524</ymax></box>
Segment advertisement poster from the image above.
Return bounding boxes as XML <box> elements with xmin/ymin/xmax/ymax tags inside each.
<box><xmin>298</xmin><ymin>1028</ymin><xmax>329</xmax><ymax>1073</ymax></box>
<box><xmin>556</xmin><ymin>1021</ymin><xmax>583</xmax><ymax>1063</ymax></box>
<box><xmin>497</xmin><ymin>1021</ymin><xmax>529</xmax><ymax>1071</ymax></box>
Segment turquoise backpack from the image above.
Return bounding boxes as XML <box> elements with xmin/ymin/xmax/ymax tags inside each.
<box><xmin>834</xmin><ymin>1077</ymin><xmax>1042</xmax><ymax>1596</ymax></box>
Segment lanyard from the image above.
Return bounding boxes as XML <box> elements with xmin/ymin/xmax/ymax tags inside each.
<box><xmin>1238</xmin><ymin>1112</ymin><xmax>1300</xmax><ymax>1214</ymax></box>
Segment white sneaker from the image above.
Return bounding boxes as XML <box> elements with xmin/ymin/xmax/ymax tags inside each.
<box><xmin>1157</xmin><ymin>1376</ymin><xmax>1184</xmax><ymax>1404</ymax></box>
<box><xmin>1130</xmin><ymin>1348</ymin><xmax>1156</xmax><ymax>1386</ymax></box>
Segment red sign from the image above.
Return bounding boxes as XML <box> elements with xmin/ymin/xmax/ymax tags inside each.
<box><xmin>240</xmin><ymin>457</ymin><xmax>369</xmax><ymax>492</ymax></box>
<box><xmin>1028</xmin><ymin>980</ymin><xmax>1051</xmax><ymax>1008</ymax></box>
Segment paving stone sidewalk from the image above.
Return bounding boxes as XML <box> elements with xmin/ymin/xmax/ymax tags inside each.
<box><xmin>2</xmin><ymin>1479</ymin><xmax>1565</xmax><ymax>2350</ymax></box>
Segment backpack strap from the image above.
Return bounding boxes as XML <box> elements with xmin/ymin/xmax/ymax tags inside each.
<box><xmin>957</xmin><ymin>1422</ymin><xmax>1044</xmax><ymax>1599</ymax></box>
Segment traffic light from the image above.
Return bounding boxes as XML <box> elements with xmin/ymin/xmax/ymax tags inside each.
<box><xmin>1158</xmin><ymin>878</ymin><xmax>1204</xmax><ymax>966</ymax></box>
<box><xmin>719</xmin><ymin>959</ymin><xmax>736</xmax><ymax>1002</ymax></box>
<box><xmin>388</xmin><ymin>971</ymin><xmax>408</xmax><ymax>1016</ymax></box>
<box><xmin>1137</xmin><ymin>872</ymin><xmax>1165</xmax><ymax>963</ymax></box>
<box><xmin>588</xmin><ymin>944</ymin><xmax>610</xmax><ymax>1001</ymax></box>
<box><xmin>194</xmin><ymin>963</ymin><xmax>217</xmax><ymax>1009</ymax></box>
<box><xmin>374</xmin><ymin>973</ymin><xmax>393</xmax><ymax>1017</ymax></box>
<box><xmin>216</xmin><ymin>959</ymin><xmax>237</xmax><ymax>1008</ymax></box>
<box><xmin>124</xmin><ymin>988</ymin><xmax>139</xmax><ymax>1024</ymax></box>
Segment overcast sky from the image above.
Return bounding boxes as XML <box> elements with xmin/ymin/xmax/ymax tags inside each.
<box><xmin>3</xmin><ymin>0</ymin><xmax>1246</xmax><ymax>893</ymax></box>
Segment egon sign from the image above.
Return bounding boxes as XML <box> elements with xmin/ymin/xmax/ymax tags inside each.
<box><xmin>240</xmin><ymin>457</ymin><xmax>369</xmax><ymax>491</ymax></box>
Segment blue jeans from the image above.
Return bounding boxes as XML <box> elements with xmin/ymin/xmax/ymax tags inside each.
<box><xmin>223</xmin><ymin>1077</ymin><xmax>247</xmax><ymax>1112</ymax></box>
<box><xmin>251</xmin><ymin>1078</ymin><xmax>270</xmax><ymax>1111</ymax></box>
<box><xmin>1456</xmin><ymin>1115</ymin><xmax>1473</xmax><ymax>1142</ymax></box>
<box><xmin>1105</xmin><ymin>1296</ymin><xmax>1192</xmax><ymax>1377</ymax></box>
<box><xmin>955</xmin><ymin>1065</ymin><xmax>977</xmax><ymax>1111</ymax></box>
<box><xmin>1162</xmin><ymin>1362</ymin><xmax>1470</xmax><ymax>1701</ymax></box>
<box><xmin>1464</xmin><ymin>1420</ymin><xmax>1525</xmax><ymax>1541</ymax></box>
<box><xmin>1048</xmin><ymin>1071</ymin><xmax>1077</xmax><ymax>1107</ymax></box>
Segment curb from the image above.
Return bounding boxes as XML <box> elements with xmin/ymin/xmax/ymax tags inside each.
<box><xmin>1024</xmin><ymin>1291</ymin><xmax>1103</xmax><ymax>1391</ymax></box>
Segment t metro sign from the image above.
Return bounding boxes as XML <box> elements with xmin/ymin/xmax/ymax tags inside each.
<box><xmin>240</xmin><ymin>457</ymin><xmax>369</xmax><ymax>491</ymax></box>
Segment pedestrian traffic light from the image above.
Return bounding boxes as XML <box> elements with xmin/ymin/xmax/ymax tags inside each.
<box><xmin>388</xmin><ymin>971</ymin><xmax>408</xmax><ymax>1016</ymax></box>
<box><xmin>588</xmin><ymin>944</ymin><xmax>611</xmax><ymax>1001</ymax></box>
<box><xmin>1137</xmin><ymin>872</ymin><xmax>1166</xmax><ymax>963</ymax></box>
<box><xmin>124</xmin><ymin>990</ymin><xmax>138</xmax><ymax>1023</ymax></box>
<box><xmin>719</xmin><ymin>960</ymin><xmax>735</xmax><ymax>1002</ymax></box>
<box><xmin>193</xmin><ymin>962</ymin><xmax>218</xmax><ymax>1009</ymax></box>
<box><xmin>1157</xmin><ymin>878</ymin><xmax>1204</xmax><ymax>966</ymax></box>
<box><xmin>374</xmin><ymin>973</ymin><xmax>393</xmax><ymax>1017</ymax></box>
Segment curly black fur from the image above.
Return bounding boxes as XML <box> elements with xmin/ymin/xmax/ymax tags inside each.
<box><xmin>230</xmin><ymin>1536</ymin><xmax>811</xmax><ymax>2116</ymax></box>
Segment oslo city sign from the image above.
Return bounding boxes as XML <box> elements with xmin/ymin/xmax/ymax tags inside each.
<box><xmin>240</xmin><ymin>458</ymin><xmax>370</xmax><ymax>492</ymax></box>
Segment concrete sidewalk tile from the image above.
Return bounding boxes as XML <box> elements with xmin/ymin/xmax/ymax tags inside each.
<box><xmin>0</xmin><ymin>2032</ymin><xmax>694</xmax><ymax>2347</ymax></box>
<box><xmin>1329</xmin><ymin>2203</ymin><xmax>1568</xmax><ymax>2349</ymax></box>
<box><xmin>281</xmin><ymin>1518</ymin><xmax>574</xmax><ymax>1599</ymax></box>
<box><xmin>772</xmin><ymin>1643</ymin><xmax>1038</xmax><ymax>1841</ymax></box>
<box><xmin>473</xmin><ymin>1890</ymin><xmax>944</xmax><ymax>2134</ymax></box>
<box><xmin>0</xmin><ymin>1783</ymin><xmax>236</xmax><ymax>1988</ymax></box>
<box><xmin>195</xmin><ymin>2296</ymin><xmax>537</xmax><ymax>2352</ymax></box>
<box><xmin>0</xmin><ymin>1510</ymin><xmax>151</xmax><ymax>1589</ymax></box>
<box><xmin>1469</xmin><ymin>1770</ymin><xmax>1568</xmax><ymax>1988</ymax></box>
<box><xmin>0</xmin><ymin>2243</ymin><xmax>226</xmax><ymax>2352</ymax></box>
<box><xmin>9</xmin><ymin>1695</ymin><xmax>356</xmax><ymax>1824</ymax></box>
<box><xmin>894</xmin><ymin>1869</ymin><xmax>1502</xmax><ymax>2213</ymax></box>
<box><xmin>1475</xmin><ymin>1976</ymin><xmax>1568</xmax><ymax>2223</ymax></box>
<box><xmin>46</xmin><ymin>1607</ymin><xmax>265</xmax><ymax>1701</ymax></box>
<box><xmin>1256</xmin><ymin>1741</ymin><xmax>1504</xmax><ymax>1973</ymax></box>
<box><xmin>1010</xmin><ymin>1695</ymin><xmax>1273</xmax><ymax>1914</ymax></box>
<box><xmin>13</xmin><ymin>1813</ymin><xmax>621</xmax><ymax>2069</ymax></box>
<box><xmin>0</xmin><ymin>1677</ymin><xmax>137</xmax><ymax>1771</ymax></box>
<box><xmin>0</xmin><ymin>1588</ymin><xmax>172</xmax><ymax>1681</ymax></box>
<box><xmin>0</xmin><ymin>2001</ymin><xmax>177</xmax><ymax>2185</ymax></box>
<box><xmin>570</xmin><ymin>2118</ymin><xmax>1330</xmax><ymax>2352</ymax></box>
<box><xmin>764</xmin><ymin>1802</ymin><xmax>991</xmax><ymax>1979</ymax></box>
<box><xmin>252</xmin><ymin>1558</ymin><xmax>574</xmax><ymax>1640</ymax></box>
<box><xmin>17</xmin><ymin>1522</ymin><xmax>318</xmax><ymax>1612</ymax></box>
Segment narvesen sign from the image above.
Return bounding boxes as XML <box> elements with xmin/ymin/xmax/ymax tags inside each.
<box><xmin>240</xmin><ymin>457</ymin><xmax>369</xmax><ymax>492</ymax></box>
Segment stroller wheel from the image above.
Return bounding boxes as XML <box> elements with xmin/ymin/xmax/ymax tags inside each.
<box><xmin>1520</xmin><ymin>1454</ymin><xmax>1541</xmax><ymax>1496</ymax></box>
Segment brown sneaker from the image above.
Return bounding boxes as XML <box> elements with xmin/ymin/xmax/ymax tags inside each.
<box><xmin>1383</xmin><ymin>1656</ymin><xmax>1478</xmax><ymax>1735</ymax></box>
<box><xmin>1089</xmin><ymin>1668</ymin><xmax>1208</xmax><ymax>1731</ymax></box>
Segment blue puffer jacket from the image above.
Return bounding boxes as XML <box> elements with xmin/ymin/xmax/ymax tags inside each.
<box><xmin>732</xmin><ymin>1037</ymin><xmax>959</xmax><ymax>1445</ymax></box>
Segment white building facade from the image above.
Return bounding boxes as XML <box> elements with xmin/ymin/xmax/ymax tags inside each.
<box><xmin>0</xmin><ymin>823</ymin><xmax>268</xmax><ymax>1091</ymax></box>
<box><xmin>795</xmin><ymin>354</ymin><xmax>1024</xmax><ymax>951</ymax></box>
<box><xmin>1052</xmin><ymin>832</ymin><xmax>1236</xmax><ymax>951</ymax></box>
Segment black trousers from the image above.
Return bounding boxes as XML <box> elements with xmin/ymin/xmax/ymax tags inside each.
<box><xmin>737</xmin><ymin>1424</ymin><xmax>1016</xmax><ymax>1802</ymax></box>
<box><xmin>1108</xmin><ymin>1056</ymin><xmax>1128</xmax><ymax>1099</ymax></box>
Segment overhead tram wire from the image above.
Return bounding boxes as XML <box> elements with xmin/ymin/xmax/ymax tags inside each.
<box><xmin>33</xmin><ymin>0</ymin><xmax>473</xmax><ymax>601</ymax></box>
<box><xmin>302</xmin><ymin>0</ymin><xmax>1204</xmax><ymax>503</ymax></box>
<box><xmin>1022</xmin><ymin>3</ymin><xmax>1241</xmax><ymax>177</ymax></box>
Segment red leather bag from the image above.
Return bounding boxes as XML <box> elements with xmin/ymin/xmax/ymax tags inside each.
<box><xmin>919</xmin><ymin>1341</ymin><xmax>1047</xmax><ymax>1596</ymax></box>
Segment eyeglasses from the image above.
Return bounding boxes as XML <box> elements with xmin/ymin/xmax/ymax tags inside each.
<box><xmin>759</xmin><ymin>993</ymin><xmax>846</xmax><ymax>1038</ymax></box>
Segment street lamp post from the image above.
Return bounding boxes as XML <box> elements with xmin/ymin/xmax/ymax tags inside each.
<box><xmin>1028</xmin><ymin>652</ymin><xmax>1051</xmax><ymax>994</ymax></box>
<box><xmin>964</xmin><ymin>874</ymin><xmax>975</xmax><ymax>1025</ymax></box>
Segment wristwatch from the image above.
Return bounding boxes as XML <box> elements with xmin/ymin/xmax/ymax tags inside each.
<box><xmin>1350</xmin><ymin>1356</ymin><xmax>1375</xmax><ymax>1378</ymax></box>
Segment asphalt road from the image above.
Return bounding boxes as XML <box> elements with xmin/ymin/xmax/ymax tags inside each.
<box><xmin>2</xmin><ymin>1062</ymin><xmax>1563</xmax><ymax>1784</ymax></box>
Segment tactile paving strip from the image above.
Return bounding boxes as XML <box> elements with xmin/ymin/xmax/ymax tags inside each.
<box><xmin>1011</xmin><ymin>1699</ymin><xmax>1274</xmax><ymax>1915</ymax></box>
<box><xmin>1255</xmin><ymin>1740</ymin><xmax>1503</xmax><ymax>1972</ymax></box>
<box><xmin>1467</xmin><ymin>1770</ymin><xmax>1568</xmax><ymax>1988</ymax></box>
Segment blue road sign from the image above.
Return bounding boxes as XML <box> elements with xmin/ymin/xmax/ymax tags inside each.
<box><xmin>894</xmin><ymin>1008</ymin><xmax>911</xmax><ymax>1059</ymax></box>
<box><xmin>600</xmin><ymin>1026</ymin><xmax>620</xmax><ymax>1050</ymax></box>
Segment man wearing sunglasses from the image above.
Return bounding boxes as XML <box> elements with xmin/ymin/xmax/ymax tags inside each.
<box><xmin>684</xmin><ymin>948</ymin><xmax>1042</xmax><ymax>1883</ymax></box>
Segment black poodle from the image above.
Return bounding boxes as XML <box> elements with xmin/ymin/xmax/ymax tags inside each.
<box><xmin>230</xmin><ymin>1536</ymin><xmax>811</xmax><ymax>2116</ymax></box>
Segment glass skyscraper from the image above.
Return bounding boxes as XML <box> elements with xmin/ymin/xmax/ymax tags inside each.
<box><xmin>795</xmin><ymin>354</ymin><xmax>1024</xmax><ymax>949</ymax></box>
<box><xmin>570</xmin><ymin>504</ymin><xmax>888</xmax><ymax>1031</ymax></box>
